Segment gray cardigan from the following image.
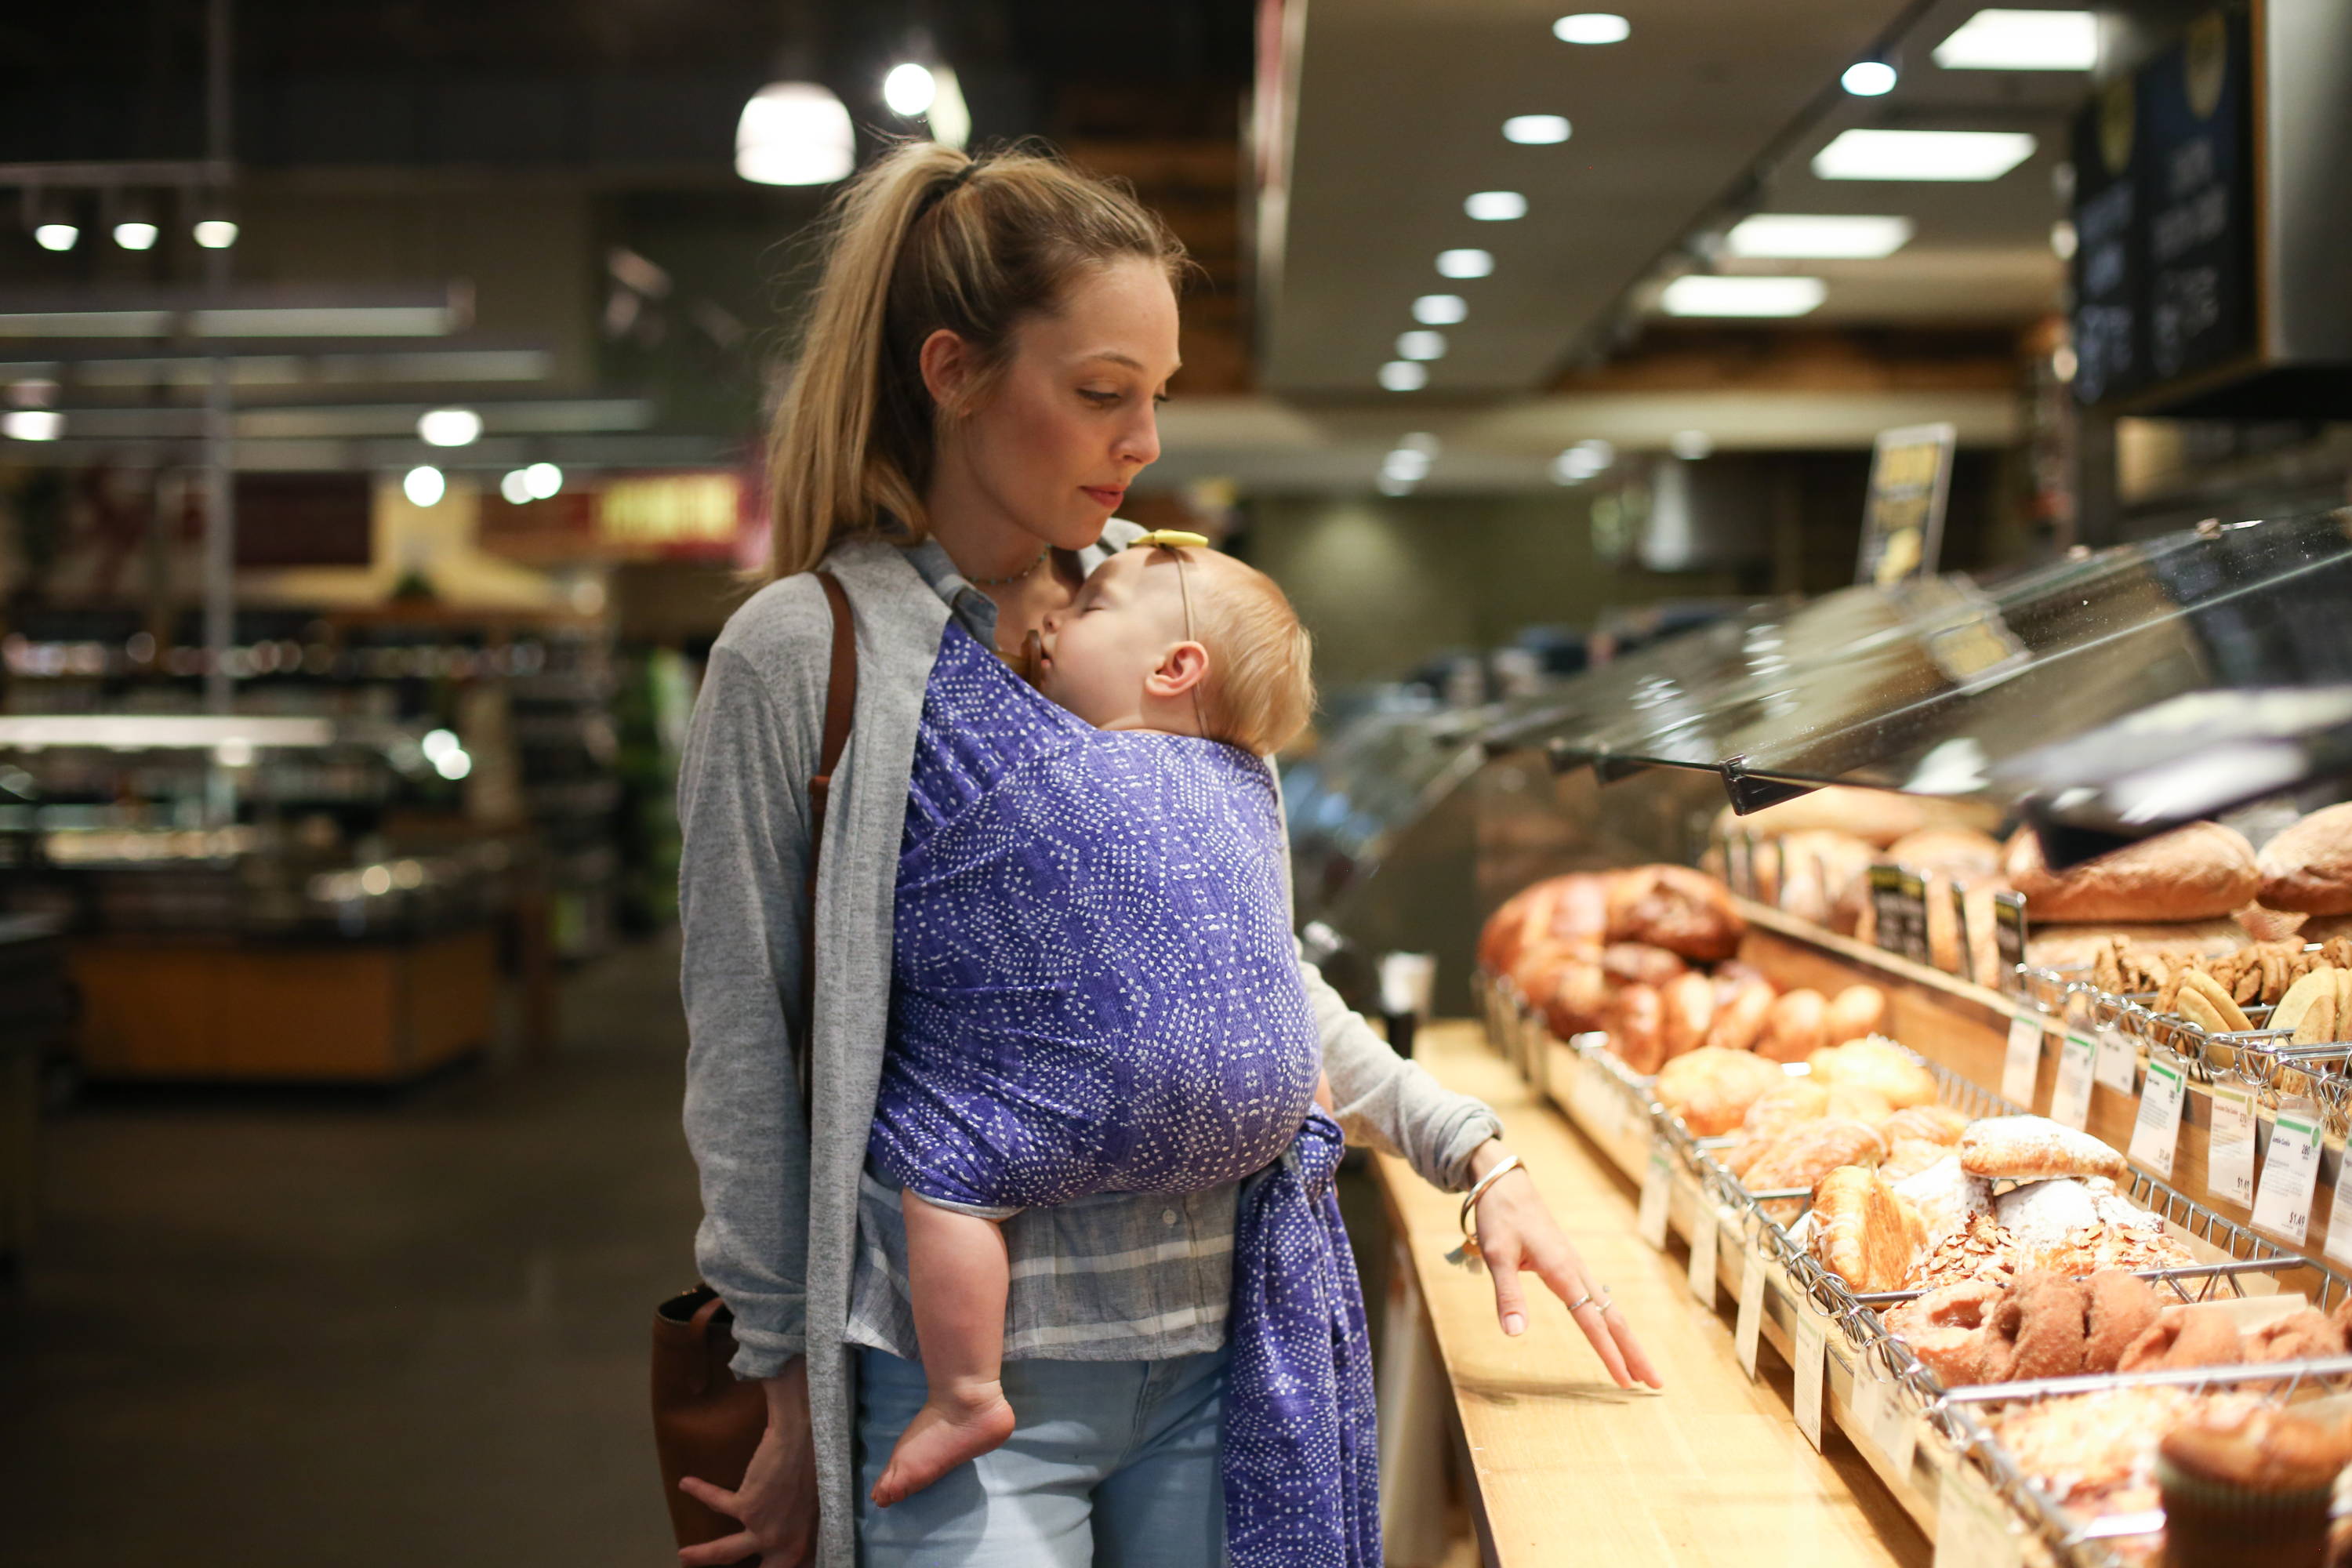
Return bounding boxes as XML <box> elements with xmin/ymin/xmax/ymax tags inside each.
<box><xmin>678</xmin><ymin>526</ymin><xmax>1501</xmax><ymax>1564</ymax></box>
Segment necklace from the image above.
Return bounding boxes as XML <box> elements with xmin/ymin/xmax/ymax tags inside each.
<box><xmin>967</xmin><ymin>547</ymin><xmax>1051</xmax><ymax>588</ymax></box>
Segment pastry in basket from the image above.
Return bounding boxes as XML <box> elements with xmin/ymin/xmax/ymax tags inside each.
<box><xmin>1604</xmin><ymin>983</ymin><xmax>1665</xmax><ymax>1075</ymax></box>
<box><xmin>2003</xmin><ymin>820</ymin><xmax>2260</xmax><ymax>925</ymax></box>
<box><xmin>1807</xmin><ymin>1164</ymin><xmax>1926</xmax><ymax>1293</ymax></box>
<box><xmin>1806</xmin><ymin>1037</ymin><xmax>1938</xmax><ymax>1110</ymax></box>
<box><xmin>1991</xmin><ymin>1385</ymin><xmax>2252</xmax><ymax>1514</ymax></box>
<box><xmin>1721</xmin><ymin>1081</ymin><xmax>1829</xmax><ymax>1176</ymax></box>
<box><xmin>1958</xmin><ymin>1115</ymin><xmax>2128</xmax><ymax>1181</ymax></box>
<box><xmin>2256</xmin><ymin>801</ymin><xmax>2352</xmax><ymax>916</ymax></box>
<box><xmin>2120</xmin><ymin>1303</ymin><xmax>2243</xmax><ymax>1372</ymax></box>
<box><xmin>1658</xmin><ymin>970</ymin><xmax>1718</xmax><ymax>1059</ymax></box>
<box><xmin>1700</xmin><ymin>974</ymin><xmax>1777</xmax><ymax>1053</ymax></box>
<box><xmin>1823</xmin><ymin>983</ymin><xmax>1888</xmax><ymax>1042</ymax></box>
<box><xmin>1914</xmin><ymin>1212</ymin><xmax>2017</xmax><ymax>1290</ymax></box>
<box><xmin>1981</xmin><ymin>1270</ymin><xmax>2091</xmax><ymax>1381</ymax></box>
<box><xmin>1881</xmin><ymin>1136</ymin><xmax>1955</xmax><ymax>1181</ymax></box>
<box><xmin>1741</xmin><ymin>1119</ymin><xmax>1886</xmax><ymax>1212</ymax></box>
<box><xmin>1886</xmin><ymin>1276</ymin><xmax>2007</xmax><ymax>1386</ymax></box>
<box><xmin>1892</xmin><ymin>1155</ymin><xmax>1994</xmax><ymax>1248</ymax></box>
<box><xmin>1655</xmin><ymin>1046</ymin><xmax>1786</xmax><ymax>1137</ymax></box>
<box><xmin>1605</xmin><ymin>866</ymin><xmax>1744</xmax><ymax>963</ymax></box>
<box><xmin>2083</xmin><ymin>1269</ymin><xmax>2162</xmax><ymax>1374</ymax></box>
<box><xmin>1824</xmin><ymin>1083</ymin><xmax>1895</xmax><ymax>1124</ymax></box>
<box><xmin>1879</xmin><ymin>1104</ymin><xmax>1971</xmax><ymax>1146</ymax></box>
<box><xmin>1600</xmin><ymin>941</ymin><xmax>1687</xmax><ymax>989</ymax></box>
<box><xmin>2171</xmin><ymin>967</ymin><xmax>2255</xmax><ymax>1035</ymax></box>
<box><xmin>1755</xmin><ymin>988</ymin><xmax>1825</xmax><ymax>1063</ymax></box>
<box><xmin>2241</xmin><ymin>1309</ymin><xmax>2347</xmax><ymax>1366</ymax></box>
<box><xmin>1541</xmin><ymin>959</ymin><xmax>1610</xmax><ymax>1037</ymax></box>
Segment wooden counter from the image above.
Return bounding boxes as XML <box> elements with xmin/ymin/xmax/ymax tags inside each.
<box><xmin>1373</xmin><ymin>1021</ymin><xmax>1929</xmax><ymax>1568</ymax></box>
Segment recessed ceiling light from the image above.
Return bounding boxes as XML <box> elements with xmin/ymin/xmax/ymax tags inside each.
<box><xmin>1413</xmin><ymin>294</ymin><xmax>1468</xmax><ymax>325</ymax></box>
<box><xmin>1436</xmin><ymin>249</ymin><xmax>1494</xmax><ymax>279</ymax></box>
<box><xmin>1382</xmin><ymin>448</ymin><xmax>1432</xmax><ymax>481</ymax></box>
<box><xmin>113</xmin><ymin>222</ymin><xmax>160</xmax><ymax>251</ymax></box>
<box><xmin>1502</xmin><ymin>115</ymin><xmax>1571</xmax><ymax>145</ymax></box>
<box><xmin>1724</xmin><ymin>214</ymin><xmax>1915</xmax><ymax>258</ymax></box>
<box><xmin>1932</xmin><ymin>9</ymin><xmax>2097</xmax><ymax>71</ymax></box>
<box><xmin>2</xmin><ymin>409</ymin><xmax>65</xmax><ymax>441</ymax></box>
<box><xmin>1841</xmin><ymin>60</ymin><xmax>1898</xmax><ymax>96</ymax></box>
<box><xmin>2049</xmin><ymin>220</ymin><xmax>2078</xmax><ymax>259</ymax></box>
<box><xmin>1378</xmin><ymin>361</ymin><xmax>1427</xmax><ymax>392</ymax></box>
<box><xmin>1671</xmin><ymin>430</ymin><xmax>1715</xmax><ymax>459</ymax></box>
<box><xmin>1397</xmin><ymin>330</ymin><xmax>1446</xmax><ymax>361</ymax></box>
<box><xmin>1659</xmin><ymin>275</ymin><xmax>1827</xmax><ymax>317</ymax></box>
<box><xmin>33</xmin><ymin>223</ymin><xmax>78</xmax><ymax>252</ymax></box>
<box><xmin>1552</xmin><ymin>13</ymin><xmax>1629</xmax><ymax>45</ymax></box>
<box><xmin>403</xmin><ymin>465</ymin><xmax>447</xmax><ymax>506</ymax></box>
<box><xmin>1376</xmin><ymin>473</ymin><xmax>1415</xmax><ymax>496</ymax></box>
<box><xmin>1465</xmin><ymin>191</ymin><xmax>1528</xmax><ymax>221</ymax></box>
<box><xmin>1552</xmin><ymin>448</ymin><xmax>1604</xmax><ymax>483</ymax></box>
<box><xmin>192</xmin><ymin>219</ymin><xmax>239</xmax><ymax>249</ymax></box>
<box><xmin>1397</xmin><ymin>431</ymin><xmax>1442</xmax><ymax>456</ymax></box>
<box><xmin>417</xmin><ymin>408</ymin><xmax>484</xmax><ymax>447</ymax></box>
<box><xmin>1812</xmin><ymin>129</ymin><xmax>2038</xmax><ymax>181</ymax></box>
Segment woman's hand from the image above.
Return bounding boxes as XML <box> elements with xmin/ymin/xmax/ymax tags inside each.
<box><xmin>1468</xmin><ymin>1142</ymin><xmax>1664</xmax><ymax>1391</ymax></box>
<box><xmin>677</xmin><ymin>1357</ymin><xmax>822</xmax><ymax>1567</ymax></box>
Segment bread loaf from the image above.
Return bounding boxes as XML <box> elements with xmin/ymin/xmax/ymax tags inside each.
<box><xmin>1809</xmin><ymin>1165</ymin><xmax>1926</xmax><ymax>1293</ymax></box>
<box><xmin>1606</xmin><ymin>865</ymin><xmax>1744</xmax><ymax>962</ymax></box>
<box><xmin>2258</xmin><ymin>803</ymin><xmax>2352</xmax><ymax>915</ymax></box>
<box><xmin>1755</xmin><ymin>988</ymin><xmax>1826</xmax><ymax>1063</ymax></box>
<box><xmin>1606</xmin><ymin>984</ymin><xmax>1665</xmax><ymax>1075</ymax></box>
<box><xmin>1659</xmin><ymin>971</ymin><xmax>1717</xmax><ymax>1059</ymax></box>
<box><xmin>1656</xmin><ymin>1046</ymin><xmax>1786</xmax><ymax>1136</ymax></box>
<box><xmin>1958</xmin><ymin>1115</ymin><xmax>2127</xmax><ymax>1181</ymax></box>
<box><xmin>1701</xmin><ymin>975</ymin><xmax>1777</xmax><ymax>1052</ymax></box>
<box><xmin>2003</xmin><ymin>822</ymin><xmax>2259</xmax><ymax>924</ymax></box>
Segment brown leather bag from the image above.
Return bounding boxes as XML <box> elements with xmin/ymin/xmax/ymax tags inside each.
<box><xmin>653</xmin><ymin>570</ymin><xmax>857</xmax><ymax>1558</ymax></box>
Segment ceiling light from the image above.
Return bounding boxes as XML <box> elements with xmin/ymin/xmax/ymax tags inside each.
<box><xmin>499</xmin><ymin>469</ymin><xmax>534</xmax><ymax>505</ymax></box>
<box><xmin>417</xmin><ymin>408</ymin><xmax>483</xmax><ymax>446</ymax></box>
<box><xmin>1502</xmin><ymin>114</ymin><xmax>1571</xmax><ymax>145</ymax></box>
<box><xmin>193</xmin><ymin>219</ymin><xmax>238</xmax><ymax>249</ymax></box>
<box><xmin>1465</xmin><ymin>191</ymin><xmax>1528</xmax><ymax>221</ymax></box>
<box><xmin>1932</xmin><ymin>9</ymin><xmax>2097</xmax><ymax>71</ymax></box>
<box><xmin>736</xmin><ymin>82</ymin><xmax>856</xmax><ymax>186</ymax></box>
<box><xmin>1724</xmin><ymin>213</ymin><xmax>1915</xmax><ymax>258</ymax></box>
<box><xmin>422</xmin><ymin>729</ymin><xmax>463</xmax><ymax>764</ymax></box>
<box><xmin>402</xmin><ymin>466</ymin><xmax>446</xmax><ymax>507</ymax></box>
<box><xmin>1573</xmin><ymin>438</ymin><xmax>1614</xmax><ymax>463</ymax></box>
<box><xmin>1397</xmin><ymin>432</ymin><xmax>1441</xmax><ymax>456</ymax></box>
<box><xmin>1376</xmin><ymin>474</ymin><xmax>1415</xmax><ymax>496</ymax></box>
<box><xmin>1813</xmin><ymin>129</ymin><xmax>2038</xmax><ymax>181</ymax></box>
<box><xmin>1397</xmin><ymin>330</ymin><xmax>1446</xmax><ymax>361</ymax></box>
<box><xmin>883</xmin><ymin>62</ymin><xmax>937</xmax><ymax>117</ymax></box>
<box><xmin>1841</xmin><ymin>60</ymin><xmax>1898</xmax><ymax>96</ymax></box>
<box><xmin>2049</xmin><ymin>220</ymin><xmax>2078</xmax><ymax>259</ymax></box>
<box><xmin>1552</xmin><ymin>13</ymin><xmax>1630</xmax><ymax>45</ymax></box>
<box><xmin>1378</xmin><ymin>361</ymin><xmax>1427</xmax><ymax>392</ymax></box>
<box><xmin>33</xmin><ymin>223</ymin><xmax>78</xmax><ymax>252</ymax></box>
<box><xmin>1436</xmin><ymin>249</ymin><xmax>1494</xmax><ymax>279</ymax></box>
<box><xmin>1551</xmin><ymin>449</ymin><xmax>1603</xmax><ymax>483</ymax></box>
<box><xmin>524</xmin><ymin>461</ymin><xmax>563</xmax><ymax>499</ymax></box>
<box><xmin>113</xmin><ymin>222</ymin><xmax>159</xmax><ymax>251</ymax></box>
<box><xmin>1660</xmin><ymin>274</ymin><xmax>1826</xmax><ymax>316</ymax></box>
<box><xmin>1382</xmin><ymin>448</ymin><xmax>1432</xmax><ymax>481</ymax></box>
<box><xmin>1413</xmin><ymin>294</ymin><xmax>1468</xmax><ymax>325</ymax></box>
<box><xmin>2</xmin><ymin>409</ymin><xmax>64</xmax><ymax>441</ymax></box>
<box><xmin>925</xmin><ymin>65</ymin><xmax>971</xmax><ymax>151</ymax></box>
<box><xmin>1671</xmin><ymin>430</ymin><xmax>1714</xmax><ymax>459</ymax></box>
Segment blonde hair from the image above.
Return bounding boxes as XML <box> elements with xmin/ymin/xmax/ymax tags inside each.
<box><xmin>764</xmin><ymin>140</ymin><xmax>1188</xmax><ymax>579</ymax></box>
<box><xmin>1180</xmin><ymin>551</ymin><xmax>1316</xmax><ymax>757</ymax></box>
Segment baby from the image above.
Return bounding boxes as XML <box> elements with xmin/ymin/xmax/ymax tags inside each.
<box><xmin>867</xmin><ymin>533</ymin><xmax>1335</xmax><ymax>1509</ymax></box>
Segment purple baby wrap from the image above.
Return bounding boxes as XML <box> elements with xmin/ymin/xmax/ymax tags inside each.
<box><xmin>870</xmin><ymin>621</ymin><xmax>1377</xmax><ymax>1567</ymax></box>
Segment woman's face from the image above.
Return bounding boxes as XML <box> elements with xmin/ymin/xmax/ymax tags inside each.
<box><xmin>937</xmin><ymin>256</ymin><xmax>1180</xmax><ymax>552</ymax></box>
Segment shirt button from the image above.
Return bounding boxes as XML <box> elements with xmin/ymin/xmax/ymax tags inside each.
<box><xmin>1162</xmin><ymin>1207</ymin><xmax>1180</xmax><ymax>1226</ymax></box>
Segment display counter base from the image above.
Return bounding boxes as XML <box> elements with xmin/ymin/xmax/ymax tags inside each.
<box><xmin>1372</xmin><ymin>1021</ymin><xmax>1926</xmax><ymax>1568</ymax></box>
<box><xmin>67</xmin><ymin>927</ymin><xmax>497</xmax><ymax>1083</ymax></box>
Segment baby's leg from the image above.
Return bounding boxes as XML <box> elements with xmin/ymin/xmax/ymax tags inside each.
<box><xmin>870</xmin><ymin>1191</ymin><xmax>1019</xmax><ymax>1508</ymax></box>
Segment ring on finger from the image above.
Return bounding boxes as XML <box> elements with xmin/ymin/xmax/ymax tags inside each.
<box><xmin>1565</xmin><ymin>1291</ymin><xmax>1597</xmax><ymax>1314</ymax></box>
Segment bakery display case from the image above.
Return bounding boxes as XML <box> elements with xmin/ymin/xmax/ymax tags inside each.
<box><xmin>1324</xmin><ymin>506</ymin><xmax>2352</xmax><ymax>1568</ymax></box>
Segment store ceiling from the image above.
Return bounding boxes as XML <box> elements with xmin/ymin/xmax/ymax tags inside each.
<box><xmin>1261</xmin><ymin>0</ymin><xmax>2085</xmax><ymax>401</ymax></box>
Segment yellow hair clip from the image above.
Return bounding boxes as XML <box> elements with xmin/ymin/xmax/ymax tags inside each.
<box><xmin>1128</xmin><ymin>529</ymin><xmax>1211</xmax><ymax>550</ymax></box>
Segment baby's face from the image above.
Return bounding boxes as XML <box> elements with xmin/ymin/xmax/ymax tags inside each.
<box><xmin>1034</xmin><ymin>547</ymin><xmax>1193</xmax><ymax>729</ymax></box>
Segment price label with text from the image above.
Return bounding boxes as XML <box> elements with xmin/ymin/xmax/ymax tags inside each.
<box><xmin>2252</xmin><ymin>1105</ymin><xmax>2324</xmax><ymax>1245</ymax></box>
<box><xmin>1688</xmin><ymin>1207</ymin><xmax>1720</xmax><ymax>1303</ymax></box>
<box><xmin>2326</xmin><ymin>1145</ymin><xmax>2352</xmax><ymax>1272</ymax></box>
<box><xmin>2049</xmin><ymin>1033</ymin><xmax>2097</xmax><ymax>1130</ymax></box>
<box><xmin>2130</xmin><ymin>1059</ymin><xmax>2187</xmax><ymax>1178</ymax></box>
<box><xmin>2093</xmin><ymin>1026</ymin><xmax>2140</xmax><ymax>1095</ymax></box>
<box><xmin>1935</xmin><ymin>1465</ymin><xmax>2024</xmax><ymax>1568</ymax></box>
<box><xmin>1849</xmin><ymin>1372</ymin><xmax>1888</xmax><ymax>1444</ymax></box>
<box><xmin>1793</xmin><ymin>1310</ymin><xmax>1828</xmax><ymax>1450</ymax></box>
<box><xmin>2208</xmin><ymin>1086</ymin><xmax>2259</xmax><ymax>1209</ymax></box>
<box><xmin>1734</xmin><ymin>1248</ymin><xmax>1767</xmax><ymax>1377</ymax></box>
<box><xmin>1639</xmin><ymin>1151</ymin><xmax>1671</xmax><ymax>1249</ymax></box>
<box><xmin>2001</xmin><ymin>1015</ymin><xmax>2044</xmax><ymax>1107</ymax></box>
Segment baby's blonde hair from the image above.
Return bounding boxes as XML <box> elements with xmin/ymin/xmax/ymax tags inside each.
<box><xmin>1177</xmin><ymin>551</ymin><xmax>1315</xmax><ymax>757</ymax></box>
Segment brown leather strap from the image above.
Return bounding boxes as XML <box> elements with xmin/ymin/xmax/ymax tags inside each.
<box><xmin>793</xmin><ymin>571</ymin><xmax>856</xmax><ymax>1119</ymax></box>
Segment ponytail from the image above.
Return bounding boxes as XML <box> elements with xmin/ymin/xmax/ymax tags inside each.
<box><xmin>763</xmin><ymin>140</ymin><xmax>1186</xmax><ymax>579</ymax></box>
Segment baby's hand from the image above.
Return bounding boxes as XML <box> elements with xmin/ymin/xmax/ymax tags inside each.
<box><xmin>1312</xmin><ymin>1073</ymin><xmax>1334</xmax><ymax>1114</ymax></box>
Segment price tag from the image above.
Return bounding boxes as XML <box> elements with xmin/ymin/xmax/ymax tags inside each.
<box><xmin>1991</xmin><ymin>892</ymin><xmax>2027</xmax><ymax>994</ymax></box>
<box><xmin>2093</xmin><ymin>1025</ymin><xmax>2140</xmax><ymax>1095</ymax></box>
<box><xmin>1934</xmin><ymin>1464</ymin><xmax>2024</xmax><ymax>1568</ymax></box>
<box><xmin>1726</xmin><ymin>832</ymin><xmax>1754</xmax><ymax>899</ymax></box>
<box><xmin>1638</xmin><ymin>1151</ymin><xmax>1671</xmax><ymax>1249</ymax></box>
<box><xmin>1688</xmin><ymin>1207</ymin><xmax>1720</xmax><ymax>1303</ymax></box>
<box><xmin>1849</xmin><ymin>1371</ymin><xmax>1889</xmax><ymax>1444</ymax></box>
<box><xmin>2252</xmin><ymin>1103</ymin><xmax>2324</xmax><ymax>1245</ymax></box>
<box><xmin>2049</xmin><ymin>1033</ymin><xmax>2097</xmax><ymax>1130</ymax></box>
<box><xmin>2130</xmin><ymin>1059</ymin><xmax>2187</xmax><ymax>1178</ymax></box>
<box><xmin>1949</xmin><ymin>880</ymin><xmax>1976</xmax><ymax>983</ymax></box>
<box><xmin>1869</xmin><ymin>864</ymin><xmax>1932</xmax><ymax>965</ymax></box>
<box><xmin>1879</xmin><ymin>1395</ymin><xmax>1919</xmax><ymax>1476</ymax></box>
<box><xmin>2001</xmin><ymin>1015</ymin><xmax>2044</xmax><ymax>1108</ymax></box>
<box><xmin>2208</xmin><ymin>1086</ymin><xmax>2259</xmax><ymax>1209</ymax></box>
<box><xmin>1793</xmin><ymin>1309</ymin><xmax>1828</xmax><ymax>1450</ymax></box>
<box><xmin>2325</xmin><ymin>1143</ymin><xmax>2352</xmax><ymax>1272</ymax></box>
<box><xmin>1734</xmin><ymin>1248</ymin><xmax>1767</xmax><ymax>1377</ymax></box>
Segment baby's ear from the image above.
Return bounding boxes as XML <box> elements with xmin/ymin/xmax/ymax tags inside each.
<box><xmin>1148</xmin><ymin>641</ymin><xmax>1210</xmax><ymax>699</ymax></box>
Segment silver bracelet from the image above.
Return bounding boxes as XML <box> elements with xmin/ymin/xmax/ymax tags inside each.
<box><xmin>1456</xmin><ymin>1151</ymin><xmax>1526</xmax><ymax>1240</ymax></box>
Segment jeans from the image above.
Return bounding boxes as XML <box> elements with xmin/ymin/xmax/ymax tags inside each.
<box><xmin>854</xmin><ymin>1344</ymin><xmax>1230</xmax><ymax>1567</ymax></box>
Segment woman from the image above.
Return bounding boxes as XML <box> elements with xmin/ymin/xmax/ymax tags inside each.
<box><xmin>677</xmin><ymin>140</ymin><xmax>1658</xmax><ymax>1568</ymax></box>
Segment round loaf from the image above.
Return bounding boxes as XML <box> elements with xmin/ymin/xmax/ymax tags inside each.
<box><xmin>1755</xmin><ymin>988</ymin><xmax>1826</xmax><ymax>1063</ymax></box>
<box><xmin>1658</xmin><ymin>971</ymin><xmax>1717</xmax><ymax>1060</ymax></box>
<box><xmin>2258</xmin><ymin>803</ymin><xmax>2352</xmax><ymax>915</ymax></box>
<box><xmin>1657</xmin><ymin>1045</ymin><xmax>1785</xmax><ymax>1136</ymax></box>
<box><xmin>2003</xmin><ymin>822</ymin><xmax>2259</xmax><ymax>924</ymax></box>
<box><xmin>1606</xmin><ymin>983</ymin><xmax>1664</xmax><ymax>1075</ymax></box>
<box><xmin>1824</xmin><ymin>984</ymin><xmax>1888</xmax><ymax>1041</ymax></box>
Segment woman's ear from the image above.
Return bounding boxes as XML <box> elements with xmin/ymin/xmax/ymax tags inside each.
<box><xmin>1147</xmin><ymin>641</ymin><xmax>1210</xmax><ymax>701</ymax></box>
<box><xmin>918</xmin><ymin>327</ymin><xmax>973</xmax><ymax>414</ymax></box>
